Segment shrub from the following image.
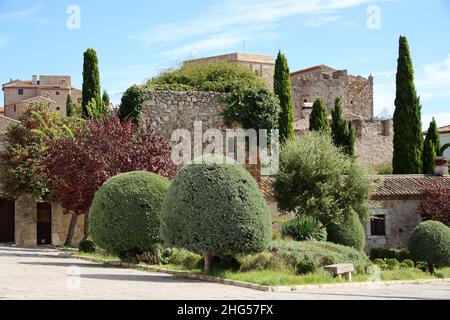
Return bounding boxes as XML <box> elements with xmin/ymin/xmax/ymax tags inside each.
<box><xmin>78</xmin><ymin>239</ymin><xmax>96</xmax><ymax>253</ymax></box>
<box><xmin>281</xmin><ymin>216</ymin><xmax>327</xmax><ymax>241</ymax></box>
<box><xmin>385</xmin><ymin>258</ymin><xmax>400</xmax><ymax>270</ymax></box>
<box><xmin>415</xmin><ymin>261</ymin><xmax>429</xmax><ymax>272</ymax></box>
<box><xmin>269</xmin><ymin>240</ymin><xmax>370</xmax><ymax>271</ymax></box>
<box><xmin>296</xmin><ymin>260</ymin><xmax>316</xmax><ymax>275</ymax></box>
<box><xmin>373</xmin><ymin>258</ymin><xmax>385</xmax><ymax>266</ymax></box>
<box><xmin>166</xmin><ymin>248</ymin><xmax>202</xmax><ymax>270</ymax></box>
<box><xmin>90</xmin><ymin>171</ymin><xmax>170</xmax><ymax>259</ymax></box>
<box><xmin>400</xmin><ymin>259</ymin><xmax>415</xmax><ymax>269</ymax></box>
<box><xmin>408</xmin><ymin>220</ymin><xmax>450</xmax><ymax>272</ymax></box>
<box><xmin>370</xmin><ymin>247</ymin><xmax>410</xmax><ymax>261</ymax></box>
<box><xmin>197</xmin><ymin>255</ymin><xmax>241</xmax><ymax>272</ymax></box>
<box><xmin>161</xmin><ymin>157</ymin><xmax>272</xmax><ymax>274</ymax></box>
<box><xmin>118</xmin><ymin>85</ymin><xmax>149</xmax><ymax>124</ymax></box>
<box><xmin>274</xmin><ymin>132</ymin><xmax>372</xmax><ymax>227</ymax></box>
<box><xmin>239</xmin><ymin>252</ymin><xmax>287</xmax><ymax>272</ymax></box>
<box><xmin>327</xmin><ymin>210</ymin><xmax>365</xmax><ymax>251</ymax></box>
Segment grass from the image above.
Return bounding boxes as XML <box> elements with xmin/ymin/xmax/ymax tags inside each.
<box><xmin>76</xmin><ymin>250</ymin><xmax>120</xmax><ymax>262</ymax></box>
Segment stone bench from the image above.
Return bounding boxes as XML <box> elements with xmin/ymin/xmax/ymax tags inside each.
<box><xmin>324</xmin><ymin>263</ymin><xmax>354</xmax><ymax>281</ymax></box>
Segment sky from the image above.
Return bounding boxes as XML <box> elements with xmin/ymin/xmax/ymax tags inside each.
<box><xmin>0</xmin><ymin>0</ymin><xmax>449</xmax><ymax>127</ymax></box>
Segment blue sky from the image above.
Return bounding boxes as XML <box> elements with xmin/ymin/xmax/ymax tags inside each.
<box><xmin>0</xmin><ymin>0</ymin><xmax>449</xmax><ymax>126</ymax></box>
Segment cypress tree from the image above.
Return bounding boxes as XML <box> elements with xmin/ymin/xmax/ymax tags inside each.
<box><xmin>102</xmin><ymin>90</ymin><xmax>110</xmax><ymax>106</ymax></box>
<box><xmin>309</xmin><ymin>98</ymin><xmax>330</xmax><ymax>134</ymax></box>
<box><xmin>424</xmin><ymin>117</ymin><xmax>441</xmax><ymax>156</ymax></box>
<box><xmin>392</xmin><ymin>36</ymin><xmax>423</xmax><ymax>174</ymax></box>
<box><xmin>66</xmin><ymin>94</ymin><xmax>73</xmax><ymax>117</ymax></box>
<box><xmin>274</xmin><ymin>51</ymin><xmax>295</xmax><ymax>143</ymax></box>
<box><xmin>422</xmin><ymin>139</ymin><xmax>436</xmax><ymax>174</ymax></box>
<box><xmin>331</xmin><ymin>97</ymin><xmax>355</xmax><ymax>156</ymax></box>
<box><xmin>82</xmin><ymin>48</ymin><xmax>102</xmax><ymax>118</ymax></box>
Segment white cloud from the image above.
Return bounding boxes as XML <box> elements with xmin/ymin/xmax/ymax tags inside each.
<box><xmin>0</xmin><ymin>4</ymin><xmax>42</xmax><ymax>20</ymax></box>
<box><xmin>131</xmin><ymin>0</ymin><xmax>370</xmax><ymax>46</ymax></box>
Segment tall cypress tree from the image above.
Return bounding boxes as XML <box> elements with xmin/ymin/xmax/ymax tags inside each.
<box><xmin>422</xmin><ymin>139</ymin><xmax>436</xmax><ymax>174</ymax></box>
<box><xmin>66</xmin><ymin>94</ymin><xmax>73</xmax><ymax>117</ymax></box>
<box><xmin>82</xmin><ymin>48</ymin><xmax>102</xmax><ymax>118</ymax></box>
<box><xmin>309</xmin><ymin>98</ymin><xmax>330</xmax><ymax>134</ymax></box>
<box><xmin>424</xmin><ymin>117</ymin><xmax>441</xmax><ymax>156</ymax></box>
<box><xmin>331</xmin><ymin>96</ymin><xmax>355</xmax><ymax>156</ymax></box>
<box><xmin>392</xmin><ymin>36</ymin><xmax>423</xmax><ymax>174</ymax></box>
<box><xmin>274</xmin><ymin>51</ymin><xmax>295</xmax><ymax>143</ymax></box>
<box><xmin>102</xmin><ymin>90</ymin><xmax>110</xmax><ymax>106</ymax></box>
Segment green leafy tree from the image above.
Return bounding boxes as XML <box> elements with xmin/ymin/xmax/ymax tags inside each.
<box><xmin>119</xmin><ymin>85</ymin><xmax>149</xmax><ymax>124</ymax></box>
<box><xmin>66</xmin><ymin>94</ymin><xmax>73</xmax><ymax>117</ymax></box>
<box><xmin>82</xmin><ymin>48</ymin><xmax>102</xmax><ymax>118</ymax></box>
<box><xmin>422</xmin><ymin>139</ymin><xmax>436</xmax><ymax>174</ymax></box>
<box><xmin>309</xmin><ymin>98</ymin><xmax>330</xmax><ymax>134</ymax></box>
<box><xmin>393</xmin><ymin>36</ymin><xmax>423</xmax><ymax>174</ymax></box>
<box><xmin>274</xmin><ymin>132</ymin><xmax>372</xmax><ymax>229</ymax></box>
<box><xmin>331</xmin><ymin>97</ymin><xmax>355</xmax><ymax>156</ymax></box>
<box><xmin>274</xmin><ymin>51</ymin><xmax>294</xmax><ymax>143</ymax></box>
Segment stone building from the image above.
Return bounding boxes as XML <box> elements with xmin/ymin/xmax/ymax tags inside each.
<box><xmin>0</xmin><ymin>75</ymin><xmax>84</xmax><ymax>247</ymax></box>
<box><xmin>290</xmin><ymin>64</ymin><xmax>374</xmax><ymax>121</ymax></box>
<box><xmin>184</xmin><ymin>52</ymin><xmax>275</xmax><ymax>90</ymax></box>
<box><xmin>2</xmin><ymin>75</ymin><xmax>82</xmax><ymax>120</ymax></box>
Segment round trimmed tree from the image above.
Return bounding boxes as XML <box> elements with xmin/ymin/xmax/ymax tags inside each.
<box><xmin>408</xmin><ymin>220</ymin><xmax>450</xmax><ymax>273</ymax></box>
<box><xmin>326</xmin><ymin>210</ymin><xmax>365</xmax><ymax>251</ymax></box>
<box><xmin>90</xmin><ymin>171</ymin><xmax>170</xmax><ymax>258</ymax></box>
<box><xmin>161</xmin><ymin>157</ymin><xmax>272</xmax><ymax>274</ymax></box>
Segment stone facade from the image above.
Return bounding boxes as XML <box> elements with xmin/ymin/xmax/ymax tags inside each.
<box><xmin>290</xmin><ymin>65</ymin><xmax>373</xmax><ymax>120</ymax></box>
<box><xmin>365</xmin><ymin>199</ymin><xmax>422</xmax><ymax>252</ymax></box>
<box><xmin>184</xmin><ymin>52</ymin><xmax>275</xmax><ymax>90</ymax></box>
<box><xmin>2</xmin><ymin>75</ymin><xmax>82</xmax><ymax>120</ymax></box>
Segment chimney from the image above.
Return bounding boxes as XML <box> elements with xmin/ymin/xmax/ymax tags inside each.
<box><xmin>435</xmin><ymin>156</ymin><xmax>449</xmax><ymax>176</ymax></box>
<box><xmin>32</xmin><ymin>75</ymin><xmax>37</xmax><ymax>85</ymax></box>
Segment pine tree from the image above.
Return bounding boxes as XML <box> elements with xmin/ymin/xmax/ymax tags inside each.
<box><xmin>274</xmin><ymin>51</ymin><xmax>295</xmax><ymax>143</ymax></box>
<box><xmin>102</xmin><ymin>90</ymin><xmax>110</xmax><ymax>107</ymax></box>
<box><xmin>309</xmin><ymin>98</ymin><xmax>330</xmax><ymax>134</ymax></box>
<box><xmin>422</xmin><ymin>139</ymin><xmax>436</xmax><ymax>174</ymax></box>
<box><xmin>66</xmin><ymin>94</ymin><xmax>73</xmax><ymax>117</ymax></box>
<box><xmin>82</xmin><ymin>48</ymin><xmax>102</xmax><ymax>118</ymax></box>
<box><xmin>331</xmin><ymin>97</ymin><xmax>355</xmax><ymax>156</ymax></box>
<box><xmin>392</xmin><ymin>36</ymin><xmax>423</xmax><ymax>174</ymax></box>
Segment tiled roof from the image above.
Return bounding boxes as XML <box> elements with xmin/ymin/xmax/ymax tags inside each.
<box><xmin>291</xmin><ymin>64</ymin><xmax>336</xmax><ymax>76</ymax></box>
<box><xmin>437</xmin><ymin>125</ymin><xmax>450</xmax><ymax>134</ymax></box>
<box><xmin>259</xmin><ymin>175</ymin><xmax>450</xmax><ymax>201</ymax></box>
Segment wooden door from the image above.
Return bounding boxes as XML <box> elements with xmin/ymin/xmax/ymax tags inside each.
<box><xmin>37</xmin><ymin>202</ymin><xmax>51</xmax><ymax>245</ymax></box>
<box><xmin>0</xmin><ymin>199</ymin><xmax>15</xmax><ymax>243</ymax></box>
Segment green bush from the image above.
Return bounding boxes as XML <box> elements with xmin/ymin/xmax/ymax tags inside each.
<box><xmin>166</xmin><ymin>248</ymin><xmax>202</xmax><ymax>270</ymax></box>
<box><xmin>408</xmin><ymin>220</ymin><xmax>450</xmax><ymax>272</ymax></box>
<box><xmin>161</xmin><ymin>157</ymin><xmax>272</xmax><ymax>273</ymax></box>
<box><xmin>78</xmin><ymin>239</ymin><xmax>96</xmax><ymax>253</ymax></box>
<box><xmin>239</xmin><ymin>252</ymin><xmax>287</xmax><ymax>272</ymax></box>
<box><xmin>296</xmin><ymin>260</ymin><xmax>316</xmax><ymax>275</ymax></box>
<box><xmin>399</xmin><ymin>259</ymin><xmax>415</xmax><ymax>269</ymax></box>
<box><xmin>281</xmin><ymin>216</ymin><xmax>327</xmax><ymax>241</ymax></box>
<box><xmin>415</xmin><ymin>261</ymin><xmax>429</xmax><ymax>272</ymax></box>
<box><xmin>373</xmin><ymin>258</ymin><xmax>385</xmax><ymax>266</ymax></box>
<box><xmin>118</xmin><ymin>85</ymin><xmax>149</xmax><ymax>124</ymax></box>
<box><xmin>385</xmin><ymin>258</ymin><xmax>400</xmax><ymax>270</ymax></box>
<box><xmin>327</xmin><ymin>210</ymin><xmax>365</xmax><ymax>251</ymax></box>
<box><xmin>370</xmin><ymin>247</ymin><xmax>410</xmax><ymax>261</ymax></box>
<box><xmin>90</xmin><ymin>171</ymin><xmax>170</xmax><ymax>259</ymax></box>
<box><xmin>269</xmin><ymin>240</ymin><xmax>370</xmax><ymax>271</ymax></box>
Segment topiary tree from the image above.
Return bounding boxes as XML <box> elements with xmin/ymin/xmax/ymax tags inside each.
<box><xmin>331</xmin><ymin>97</ymin><xmax>355</xmax><ymax>156</ymax></box>
<box><xmin>408</xmin><ymin>220</ymin><xmax>450</xmax><ymax>273</ymax></box>
<box><xmin>119</xmin><ymin>85</ymin><xmax>149</xmax><ymax>124</ymax></box>
<box><xmin>161</xmin><ymin>157</ymin><xmax>272</xmax><ymax>274</ymax></box>
<box><xmin>82</xmin><ymin>48</ymin><xmax>102</xmax><ymax>118</ymax></box>
<box><xmin>309</xmin><ymin>98</ymin><xmax>330</xmax><ymax>134</ymax></box>
<box><xmin>90</xmin><ymin>171</ymin><xmax>170</xmax><ymax>259</ymax></box>
<box><xmin>274</xmin><ymin>51</ymin><xmax>295</xmax><ymax>144</ymax></box>
<box><xmin>326</xmin><ymin>209</ymin><xmax>365</xmax><ymax>251</ymax></box>
<box><xmin>393</xmin><ymin>36</ymin><xmax>423</xmax><ymax>174</ymax></box>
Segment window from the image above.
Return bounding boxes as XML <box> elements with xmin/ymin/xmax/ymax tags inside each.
<box><xmin>304</xmin><ymin>99</ymin><xmax>308</xmax><ymax>103</ymax></box>
<box><xmin>77</xmin><ymin>98</ymin><xmax>82</xmax><ymax>103</ymax></box>
<box><xmin>18</xmin><ymin>88</ymin><xmax>23</xmax><ymax>95</ymax></box>
<box><xmin>13</xmin><ymin>105</ymin><xmax>16</xmax><ymax>112</ymax></box>
<box><xmin>56</xmin><ymin>91</ymin><xmax>60</xmax><ymax>95</ymax></box>
<box><xmin>56</xmin><ymin>107</ymin><xmax>60</xmax><ymax>111</ymax></box>
<box><xmin>370</xmin><ymin>214</ymin><xmax>386</xmax><ymax>236</ymax></box>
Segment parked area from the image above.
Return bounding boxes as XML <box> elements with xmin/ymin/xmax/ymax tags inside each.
<box><xmin>0</xmin><ymin>245</ymin><xmax>448</xmax><ymax>300</ymax></box>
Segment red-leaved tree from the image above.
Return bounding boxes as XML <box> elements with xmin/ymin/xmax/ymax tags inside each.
<box><xmin>418</xmin><ymin>181</ymin><xmax>450</xmax><ymax>226</ymax></box>
<box><xmin>43</xmin><ymin>115</ymin><xmax>177</xmax><ymax>245</ymax></box>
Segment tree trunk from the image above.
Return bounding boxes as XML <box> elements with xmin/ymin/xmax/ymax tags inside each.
<box><xmin>203</xmin><ymin>252</ymin><xmax>213</xmax><ymax>275</ymax></box>
<box><xmin>64</xmin><ymin>212</ymin><xmax>78</xmax><ymax>247</ymax></box>
<box><xmin>83</xmin><ymin>212</ymin><xmax>90</xmax><ymax>240</ymax></box>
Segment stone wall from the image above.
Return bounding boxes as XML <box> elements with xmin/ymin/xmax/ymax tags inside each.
<box><xmin>51</xmin><ymin>203</ymin><xmax>84</xmax><ymax>246</ymax></box>
<box><xmin>142</xmin><ymin>90</ymin><xmax>227</xmax><ymax>140</ymax></box>
<box><xmin>365</xmin><ymin>199</ymin><xmax>422</xmax><ymax>252</ymax></box>
<box><xmin>290</xmin><ymin>68</ymin><xmax>373</xmax><ymax>120</ymax></box>
<box><xmin>352</xmin><ymin>119</ymin><xmax>393</xmax><ymax>167</ymax></box>
<box><xmin>14</xmin><ymin>194</ymin><xmax>37</xmax><ymax>247</ymax></box>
